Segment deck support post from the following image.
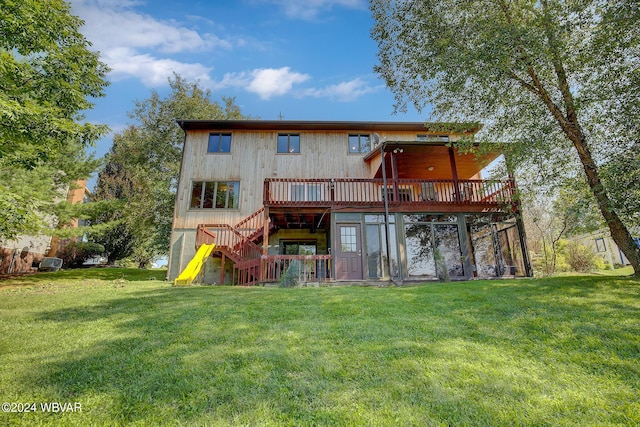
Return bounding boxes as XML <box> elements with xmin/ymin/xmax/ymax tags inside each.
<box><xmin>260</xmin><ymin>207</ymin><xmax>270</xmax><ymax>282</ymax></box>
<box><xmin>220</xmin><ymin>253</ymin><xmax>226</xmax><ymax>284</ymax></box>
<box><xmin>448</xmin><ymin>146</ymin><xmax>461</xmax><ymax>202</ymax></box>
<box><xmin>381</xmin><ymin>143</ymin><xmax>396</xmax><ymax>283</ymax></box>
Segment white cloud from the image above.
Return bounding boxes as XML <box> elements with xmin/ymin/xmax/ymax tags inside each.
<box><xmin>215</xmin><ymin>67</ymin><xmax>310</xmax><ymax>100</ymax></box>
<box><xmin>104</xmin><ymin>48</ymin><xmax>213</xmax><ymax>87</ymax></box>
<box><xmin>214</xmin><ymin>68</ymin><xmax>377</xmax><ymax>101</ymax></box>
<box><xmin>269</xmin><ymin>0</ymin><xmax>366</xmax><ymax>20</ymax></box>
<box><xmin>302</xmin><ymin>78</ymin><xmax>379</xmax><ymax>101</ymax></box>
<box><xmin>70</xmin><ymin>0</ymin><xmax>227</xmax><ymax>86</ymax></box>
<box><xmin>247</xmin><ymin>68</ymin><xmax>310</xmax><ymax>99</ymax></box>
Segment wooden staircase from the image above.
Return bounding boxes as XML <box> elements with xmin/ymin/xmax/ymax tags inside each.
<box><xmin>196</xmin><ymin>208</ymin><xmax>272</xmax><ymax>285</ymax></box>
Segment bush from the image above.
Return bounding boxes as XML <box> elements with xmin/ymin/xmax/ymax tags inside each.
<box><xmin>58</xmin><ymin>241</ymin><xmax>106</xmax><ymax>269</ymax></box>
<box><xmin>280</xmin><ymin>260</ymin><xmax>300</xmax><ymax>288</ymax></box>
<box><xmin>564</xmin><ymin>241</ymin><xmax>601</xmax><ymax>273</ymax></box>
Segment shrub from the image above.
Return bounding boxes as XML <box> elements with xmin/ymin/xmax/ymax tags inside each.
<box><xmin>564</xmin><ymin>241</ymin><xmax>601</xmax><ymax>273</ymax></box>
<box><xmin>58</xmin><ymin>241</ymin><xmax>106</xmax><ymax>268</ymax></box>
<box><xmin>280</xmin><ymin>260</ymin><xmax>300</xmax><ymax>288</ymax></box>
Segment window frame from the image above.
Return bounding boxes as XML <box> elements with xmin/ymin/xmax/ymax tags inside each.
<box><xmin>277</xmin><ymin>133</ymin><xmax>301</xmax><ymax>154</ymax></box>
<box><xmin>189</xmin><ymin>180</ymin><xmax>240</xmax><ymax>210</ymax></box>
<box><xmin>280</xmin><ymin>240</ymin><xmax>318</xmax><ymax>255</ymax></box>
<box><xmin>348</xmin><ymin>134</ymin><xmax>371</xmax><ymax>154</ymax></box>
<box><xmin>207</xmin><ymin>133</ymin><xmax>232</xmax><ymax>153</ymax></box>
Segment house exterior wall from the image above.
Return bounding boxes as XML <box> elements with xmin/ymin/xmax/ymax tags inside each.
<box><xmin>168</xmin><ymin>120</ymin><xmax>529</xmax><ymax>283</ymax></box>
<box><xmin>169</xmin><ymin>125</ymin><xmax>462</xmax><ymax>280</ymax></box>
<box><xmin>173</xmin><ymin>128</ymin><xmax>432</xmax><ymax>230</ymax></box>
<box><xmin>573</xmin><ymin>229</ymin><xmax>634</xmax><ymax>268</ymax></box>
<box><xmin>0</xmin><ymin>235</ymin><xmax>51</xmax><ymax>274</ymax></box>
<box><xmin>0</xmin><ymin>180</ymin><xmax>89</xmax><ymax>275</ymax></box>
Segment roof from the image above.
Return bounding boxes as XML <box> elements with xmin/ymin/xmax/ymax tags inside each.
<box><xmin>176</xmin><ymin>119</ymin><xmax>482</xmax><ymax>133</ymax></box>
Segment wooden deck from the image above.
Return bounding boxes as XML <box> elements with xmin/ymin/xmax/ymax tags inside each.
<box><xmin>195</xmin><ymin>177</ymin><xmax>517</xmax><ymax>285</ymax></box>
<box><xmin>264</xmin><ymin>178</ymin><xmax>516</xmax><ymax>211</ymax></box>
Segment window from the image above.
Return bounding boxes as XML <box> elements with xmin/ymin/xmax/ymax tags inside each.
<box><xmin>208</xmin><ymin>133</ymin><xmax>232</xmax><ymax>153</ymax></box>
<box><xmin>190</xmin><ymin>181</ymin><xmax>239</xmax><ymax>209</ymax></box>
<box><xmin>340</xmin><ymin>226</ymin><xmax>358</xmax><ymax>253</ymax></box>
<box><xmin>277</xmin><ymin>133</ymin><xmax>300</xmax><ymax>153</ymax></box>
<box><xmin>348</xmin><ymin>134</ymin><xmax>371</xmax><ymax>154</ymax></box>
<box><xmin>595</xmin><ymin>238</ymin><xmax>606</xmax><ymax>252</ymax></box>
<box><xmin>417</xmin><ymin>134</ymin><xmax>450</xmax><ymax>143</ymax></box>
<box><xmin>282</xmin><ymin>241</ymin><xmax>317</xmax><ymax>255</ymax></box>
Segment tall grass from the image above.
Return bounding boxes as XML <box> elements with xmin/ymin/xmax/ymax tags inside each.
<box><xmin>1</xmin><ymin>269</ymin><xmax>638</xmax><ymax>426</ymax></box>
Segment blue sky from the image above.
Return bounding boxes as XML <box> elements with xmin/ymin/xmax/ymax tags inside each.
<box><xmin>70</xmin><ymin>0</ymin><xmax>428</xmax><ymax>165</ymax></box>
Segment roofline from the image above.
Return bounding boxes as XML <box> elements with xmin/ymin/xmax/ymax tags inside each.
<box><xmin>176</xmin><ymin>119</ymin><xmax>482</xmax><ymax>133</ymax></box>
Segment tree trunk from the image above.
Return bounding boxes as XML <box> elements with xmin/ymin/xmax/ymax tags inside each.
<box><xmin>571</xmin><ymin>135</ymin><xmax>640</xmax><ymax>276</ymax></box>
<box><xmin>534</xmin><ymin>1</ymin><xmax>640</xmax><ymax>276</ymax></box>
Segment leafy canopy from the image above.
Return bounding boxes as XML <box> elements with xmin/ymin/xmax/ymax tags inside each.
<box><xmin>91</xmin><ymin>74</ymin><xmax>251</xmax><ymax>265</ymax></box>
<box><xmin>371</xmin><ymin>0</ymin><xmax>640</xmax><ymax>274</ymax></box>
<box><xmin>0</xmin><ymin>0</ymin><xmax>109</xmax><ymax>240</ymax></box>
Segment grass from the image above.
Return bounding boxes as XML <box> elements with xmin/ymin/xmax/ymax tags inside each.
<box><xmin>0</xmin><ymin>269</ymin><xmax>638</xmax><ymax>426</ymax></box>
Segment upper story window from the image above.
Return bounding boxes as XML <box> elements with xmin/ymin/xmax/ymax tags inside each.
<box><xmin>348</xmin><ymin>134</ymin><xmax>371</xmax><ymax>154</ymax></box>
<box><xmin>277</xmin><ymin>133</ymin><xmax>300</xmax><ymax>153</ymax></box>
<box><xmin>208</xmin><ymin>133</ymin><xmax>232</xmax><ymax>153</ymax></box>
<box><xmin>190</xmin><ymin>180</ymin><xmax>239</xmax><ymax>209</ymax></box>
<box><xmin>417</xmin><ymin>134</ymin><xmax>450</xmax><ymax>143</ymax></box>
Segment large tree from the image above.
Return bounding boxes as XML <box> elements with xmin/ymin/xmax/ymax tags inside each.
<box><xmin>0</xmin><ymin>0</ymin><xmax>109</xmax><ymax>240</ymax></box>
<box><xmin>371</xmin><ymin>0</ymin><xmax>640</xmax><ymax>276</ymax></box>
<box><xmin>91</xmin><ymin>74</ymin><xmax>250</xmax><ymax>266</ymax></box>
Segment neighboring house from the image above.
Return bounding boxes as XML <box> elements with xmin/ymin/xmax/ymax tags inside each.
<box><xmin>0</xmin><ymin>180</ymin><xmax>90</xmax><ymax>274</ymax></box>
<box><xmin>573</xmin><ymin>229</ymin><xmax>638</xmax><ymax>269</ymax></box>
<box><xmin>168</xmin><ymin>120</ymin><xmax>532</xmax><ymax>285</ymax></box>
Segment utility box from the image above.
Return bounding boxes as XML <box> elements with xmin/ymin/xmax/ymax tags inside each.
<box><xmin>38</xmin><ymin>257</ymin><xmax>63</xmax><ymax>272</ymax></box>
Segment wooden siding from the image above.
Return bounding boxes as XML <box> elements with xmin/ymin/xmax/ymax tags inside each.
<box><xmin>174</xmin><ymin>128</ymin><xmax>458</xmax><ymax>229</ymax></box>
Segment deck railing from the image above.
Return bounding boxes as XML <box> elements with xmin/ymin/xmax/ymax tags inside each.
<box><xmin>234</xmin><ymin>255</ymin><xmax>332</xmax><ymax>286</ymax></box>
<box><xmin>263</xmin><ymin>255</ymin><xmax>332</xmax><ymax>284</ymax></box>
<box><xmin>264</xmin><ymin>178</ymin><xmax>515</xmax><ymax>207</ymax></box>
<box><xmin>197</xmin><ymin>223</ymin><xmax>262</xmax><ymax>263</ymax></box>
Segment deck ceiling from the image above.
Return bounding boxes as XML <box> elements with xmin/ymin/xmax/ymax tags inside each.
<box><xmin>370</xmin><ymin>144</ymin><xmax>501</xmax><ymax>180</ymax></box>
<box><xmin>270</xmin><ymin>211</ymin><xmax>330</xmax><ymax>231</ymax></box>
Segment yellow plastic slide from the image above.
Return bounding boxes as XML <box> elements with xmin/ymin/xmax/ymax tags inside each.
<box><xmin>173</xmin><ymin>244</ymin><xmax>215</xmax><ymax>286</ymax></box>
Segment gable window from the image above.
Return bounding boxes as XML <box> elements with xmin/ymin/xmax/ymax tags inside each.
<box><xmin>208</xmin><ymin>133</ymin><xmax>232</xmax><ymax>153</ymax></box>
<box><xmin>190</xmin><ymin>181</ymin><xmax>239</xmax><ymax>209</ymax></box>
<box><xmin>277</xmin><ymin>133</ymin><xmax>300</xmax><ymax>153</ymax></box>
<box><xmin>348</xmin><ymin>134</ymin><xmax>371</xmax><ymax>154</ymax></box>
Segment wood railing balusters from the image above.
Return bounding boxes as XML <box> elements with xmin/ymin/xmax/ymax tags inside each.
<box><xmin>264</xmin><ymin>178</ymin><xmax>515</xmax><ymax>207</ymax></box>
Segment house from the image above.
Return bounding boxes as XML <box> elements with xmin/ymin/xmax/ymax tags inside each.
<box><xmin>572</xmin><ymin>229</ymin><xmax>639</xmax><ymax>269</ymax></box>
<box><xmin>0</xmin><ymin>179</ymin><xmax>90</xmax><ymax>274</ymax></box>
<box><xmin>168</xmin><ymin>120</ymin><xmax>532</xmax><ymax>285</ymax></box>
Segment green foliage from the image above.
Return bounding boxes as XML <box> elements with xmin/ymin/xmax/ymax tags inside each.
<box><xmin>371</xmin><ymin>0</ymin><xmax>640</xmax><ymax>275</ymax></box>
<box><xmin>554</xmin><ymin>178</ymin><xmax>604</xmax><ymax>237</ymax></box>
<box><xmin>279</xmin><ymin>260</ymin><xmax>300</xmax><ymax>287</ymax></box>
<box><xmin>600</xmin><ymin>145</ymin><xmax>640</xmax><ymax>229</ymax></box>
<box><xmin>90</xmin><ymin>74</ymin><xmax>251</xmax><ymax>264</ymax></box>
<box><xmin>57</xmin><ymin>241</ymin><xmax>105</xmax><ymax>269</ymax></box>
<box><xmin>562</xmin><ymin>241</ymin><xmax>605</xmax><ymax>273</ymax></box>
<box><xmin>0</xmin><ymin>0</ymin><xmax>109</xmax><ymax>240</ymax></box>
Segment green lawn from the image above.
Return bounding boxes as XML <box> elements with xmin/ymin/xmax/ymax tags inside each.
<box><xmin>1</xmin><ymin>269</ymin><xmax>638</xmax><ymax>426</ymax></box>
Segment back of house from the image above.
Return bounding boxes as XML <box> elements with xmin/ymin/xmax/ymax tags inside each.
<box><xmin>168</xmin><ymin>120</ymin><xmax>532</xmax><ymax>285</ymax></box>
